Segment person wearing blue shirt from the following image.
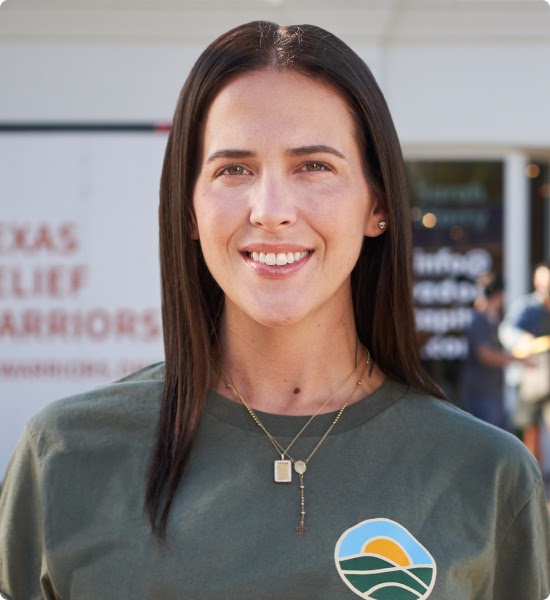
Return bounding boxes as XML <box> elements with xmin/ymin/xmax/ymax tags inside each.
<box><xmin>500</xmin><ymin>262</ymin><xmax>550</xmax><ymax>463</ymax></box>
<box><xmin>460</xmin><ymin>274</ymin><xmax>518</xmax><ymax>429</ymax></box>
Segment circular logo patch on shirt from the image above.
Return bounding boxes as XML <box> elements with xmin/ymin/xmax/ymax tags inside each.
<box><xmin>334</xmin><ymin>518</ymin><xmax>437</xmax><ymax>599</ymax></box>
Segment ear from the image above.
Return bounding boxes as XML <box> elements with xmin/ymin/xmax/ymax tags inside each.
<box><xmin>364</xmin><ymin>206</ymin><xmax>388</xmax><ymax>238</ymax></box>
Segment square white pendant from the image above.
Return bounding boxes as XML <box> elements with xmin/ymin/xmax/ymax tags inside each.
<box><xmin>274</xmin><ymin>459</ymin><xmax>292</xmax><ymax>483</ymax></box>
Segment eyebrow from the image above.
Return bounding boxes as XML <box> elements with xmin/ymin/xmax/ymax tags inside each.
<box><xmin>206</xmin><ymin>149</ymin><xmax>255</xmax><ymax>163</ymax></box>
<box><xmin>286</xmin><ymin>145</ymin><xmax>345</xmax><ymax>159</ymax></box>
<box><xmin>205</xmin><ymin>145</ymin><xmax>345</xmax><ymax>163</ymax></box>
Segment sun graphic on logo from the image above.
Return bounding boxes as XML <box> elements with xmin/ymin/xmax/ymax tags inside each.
<box><xmin>362</xmin><ymin>537</ymin><xmax>412</xmax><ymax>567</ymax></box>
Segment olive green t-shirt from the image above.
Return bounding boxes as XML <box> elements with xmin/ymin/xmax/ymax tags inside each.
<box><xmin>1</xmin><ymin>363</ymin><xmax>549</xmax><ymax>599</ymax></box>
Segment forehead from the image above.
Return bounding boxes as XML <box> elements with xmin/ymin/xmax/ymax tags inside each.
<box><xmin>210</xmin><ymin>69</ymin><xmax>347</xmax><ymax>106</ymax></box>
<box><xmin>200</xmin><ymin>69</ymin><xmax>357</xmax><ymax>147</ymax></box>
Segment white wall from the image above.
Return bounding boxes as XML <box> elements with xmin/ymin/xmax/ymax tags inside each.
<box><xmin>389</xmin><ymin>43</ymin><xmax>550</xmax><ymax>146</ymax></box>
<box><xmin>1</xmin><ymin>1</ymin><xmax>549</xmax><ymax>142</ymax></box>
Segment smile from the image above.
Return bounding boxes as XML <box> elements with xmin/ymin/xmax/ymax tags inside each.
<box><xmin>247</xmin><ymin>251</ymin><xmax>310</xmax><ymax>266</ymax></box>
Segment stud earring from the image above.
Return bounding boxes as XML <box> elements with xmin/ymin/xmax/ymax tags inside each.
<box><xmin>378</xmin><ymin>221</ymin><xmax>387</xmax><ymax>230</ymax></box>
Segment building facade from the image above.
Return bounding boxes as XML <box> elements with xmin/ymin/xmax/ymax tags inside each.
<box><xmin>0</xmin><ymin>0</ymin><xmax>549</xmax><ymax>472</ymax></box>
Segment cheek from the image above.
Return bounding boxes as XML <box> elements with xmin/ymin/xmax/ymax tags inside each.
<box><xmin>323</xmin><ymin>191</ymin><xmax>369</xmax><ymax>238</ymax></box>
<box><xmin>194</xmin><ymin>202</ymin><xmax>244</xmax><ymax>264</ymax></box>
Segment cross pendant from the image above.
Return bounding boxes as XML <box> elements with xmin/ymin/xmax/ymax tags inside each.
<box><xmin>295</xmin><ymin>522</ymin><xmax>308</xmax><ymax>535</ymax></box>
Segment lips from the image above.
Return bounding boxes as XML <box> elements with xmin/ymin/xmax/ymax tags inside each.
<box><xmin>247</xmin><ymin>250</ymin><xmax>310</xmax><ymax>266</ymax></box>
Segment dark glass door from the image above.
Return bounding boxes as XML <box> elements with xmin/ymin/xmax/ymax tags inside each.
<box><xmin>406</xmin><ymin>160</ymin><xmax>504</xmax><ymax>402</ymax></box>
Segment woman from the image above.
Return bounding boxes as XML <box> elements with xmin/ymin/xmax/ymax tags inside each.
<box><xmin>1</xmin><ymin>21</ymin><xmax>549</xmax><ymax>600</ymax></box>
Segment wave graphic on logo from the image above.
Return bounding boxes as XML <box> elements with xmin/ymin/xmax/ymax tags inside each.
<box><xmin>334</xmin><ymin>518</ymin><xmax>437</xmax><ymax>599</ymax></box>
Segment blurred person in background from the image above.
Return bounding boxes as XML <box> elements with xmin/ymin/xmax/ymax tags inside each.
<box><xmin>500</xmin><ymin>262</ymin><xmax>550</xmax><ymax>466</ymax></box>
<box><xmin>459</xmin><ymin>273</ymin><xmax>518</xmax><ymax>430</ymax></box>
<box><xmin>1</xmin><ymin>21</ymin><xmax>549</xmax><ymax>600</ymax></box>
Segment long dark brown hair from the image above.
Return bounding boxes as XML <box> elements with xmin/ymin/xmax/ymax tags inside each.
<box><xmin>146</xmin><ymin>20</ymin><xmax>445</xmax><ymax>539</ymax></box>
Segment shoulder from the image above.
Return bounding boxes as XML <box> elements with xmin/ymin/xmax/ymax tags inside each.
<box><xmin>391</xmin><ymin>386</ymin><xmax>543</xmax><ymax>536</ymax></box>
<box><xmin>507</xmin><ymin>293</ymin><xmax>542</xmax><ymax>319</ymax></box>
<box><xmin>395</xmin><ymin>386</ymin><xmax>540</xmax><ymax>489</ymax></box>
<box><xmin>25</xmin><ymin>362</ymin><xmax>165</xmax><ymax>459</ymax></box>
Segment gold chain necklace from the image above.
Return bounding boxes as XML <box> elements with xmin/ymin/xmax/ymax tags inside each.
<box><xmin>223</xmin><ymin>349</ymin><xmax>370</xmax><ymax>535</ymax></box>
<box><xmin>222</xmin><ymin>357</ymin><xmax>360</xmax><ymax>466</ymax></box>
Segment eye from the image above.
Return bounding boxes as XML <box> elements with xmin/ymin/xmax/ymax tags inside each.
<box><xmin>217</xmin><ymin>164</ymin><xmax>250</xmax><ymax>176</ymax></box>
<box><xmin>301</xmin><ymin>161</ymin><xmax>330</xmax><ymax>172</ymax></box>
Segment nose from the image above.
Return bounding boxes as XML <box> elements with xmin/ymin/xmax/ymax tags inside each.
<box><xmin>249</xmin><ymin>173</ymin><xmax>297</xmax><ymax>231</ymax></box>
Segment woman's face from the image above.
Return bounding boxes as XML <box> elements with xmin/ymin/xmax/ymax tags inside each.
<box><xmin>193</xmin><ymin>69</ymin><xmax>384</xmax><ymax>330</ymax></box>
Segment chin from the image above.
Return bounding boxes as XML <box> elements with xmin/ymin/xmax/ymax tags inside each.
<box><xmin>241</xmin><ymin>301</ymin><xmax>312</xmax><ymax>329</ymax></box>
<box><xmin>251</xmin><ymin>312</ymin><xmax>306</xmax><ymax>329</ymax></box>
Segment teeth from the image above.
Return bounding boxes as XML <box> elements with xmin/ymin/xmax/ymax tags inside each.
<box><xmin>248</xmin><ymin>251</ymin><xmax>309</xmax><ymax>265</ymax></box>
<box><xmin>276</xmin><ymin>253</ymin><xmax>287</xmax><ymax>265</ymax></box>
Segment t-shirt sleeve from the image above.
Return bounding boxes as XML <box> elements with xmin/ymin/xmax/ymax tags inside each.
<box><xmin>493</xmin><ymin>477</ymin><xmax>550</xmax><ymax>599</ymax></box>
<box><xmin>0</xmin><ymin>427</ymin><xmax>56</xmax><ymax>600</ymax></box>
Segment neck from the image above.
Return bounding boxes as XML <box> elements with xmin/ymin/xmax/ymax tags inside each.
<box><xmin>214</xmin><ymin>305</ymin><xmax>384</xmax><ymax>415</ymax></box>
